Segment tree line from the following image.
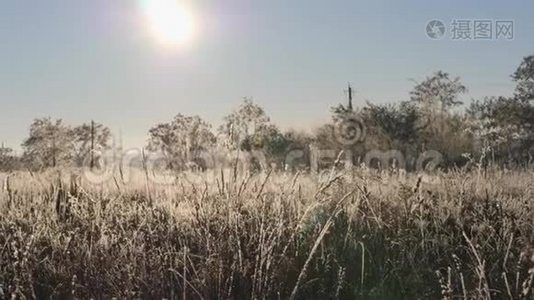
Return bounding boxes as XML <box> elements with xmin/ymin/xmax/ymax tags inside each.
<box><xmin>1</xmin><ymin>53</ymin><xmax>533</xmax><ymax>172</ymax></box>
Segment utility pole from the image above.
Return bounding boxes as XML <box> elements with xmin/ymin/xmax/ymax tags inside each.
<box><xmin>346</xmin><ymin>83</ymin><xmax>354</xmax><ymax>111</ymax></box>
<box><xmin>345</xmin><ymin>84</ymin><xmax>355</xmax><ymax>169</ymax></box>
<box><xmin>52</xmin><ymin>134</ymin><xmax>56</xmax><ymax>168</ymax></box>
<box><xmin>112</xmin><ymin>130</ymin><xmax>116</xmax><ymax>163</ymax></box>
<box><xmin>118</xmin><ymin>128</ymin><xmax>123</xmax><ymax>163</ymax></box>
<box><xmin>119</xmin><ymin>129</ymin><xmax>123</xmax><ymax>153</ymax></box>
<box><xmin>90</xmin><ymin>120</ymin><xmax>95</xmax><ymax>170</ymax></box>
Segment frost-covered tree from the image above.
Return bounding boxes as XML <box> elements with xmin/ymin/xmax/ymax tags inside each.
<box><xmin>512</xmin><ymin>54</ymin><xmax>534</xmax><ymax>102</ymax></box>
<box><xmin>410</xmin><ymin>71</ymin><xmax>467</xmax><ymax>114</ymax></box>
<box><xmin>0</xmin><ymin>145</ymin><xmax>17</xmax><ymax>171</ymax></box>
<box><xmin>218</xmin><ymin>98</ymin><xmax>271</xmax><ymax>150</ymax></box>
<box><xmin>72</xmin><ymin>122</ymin><xmax>111</xmax><ymax>166</ymax></box>
<box><xmin>147</xmin><ymin>114</ymin><xmax>216</xmax><ymax>169</ymax></box>
<box><xmin>22</xmin><ymin>117</ymin><xmax>74</xmax><ymax>169</ymax></box>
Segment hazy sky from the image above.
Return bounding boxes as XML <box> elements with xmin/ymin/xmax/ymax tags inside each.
<box><xmin>1</xmin><ymin>0</ymin><xmax>533</xmax><ymax>151</ymax></box>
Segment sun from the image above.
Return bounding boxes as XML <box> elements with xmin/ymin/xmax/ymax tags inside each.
<box><xmin>141</xmin><ymin>0</ymin><xmax>195</xmax><ymax>46</ymax></box>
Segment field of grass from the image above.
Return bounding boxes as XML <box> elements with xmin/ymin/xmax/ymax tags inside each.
<box><xmin>1</xmin><ymin>167</ymin><xmax>533</xmax><ymax>299</ymax></box>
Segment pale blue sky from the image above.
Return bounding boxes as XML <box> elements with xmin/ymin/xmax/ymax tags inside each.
<box><xmin>1</xmin><ymin>0</ymin><xmax>533</xmax><ymax>151</ymax></box>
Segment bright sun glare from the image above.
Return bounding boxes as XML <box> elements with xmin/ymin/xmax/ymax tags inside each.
<box><xmin>141</xmin><ymin>0</ymin><xmax>195</xmax><ymax>46</ymax></box>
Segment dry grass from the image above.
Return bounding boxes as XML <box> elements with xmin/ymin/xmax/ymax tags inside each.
<box><xmin>1</xmin><ymin>167</ymin><xmax>533</xmax><ymax>299</ymax></box>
